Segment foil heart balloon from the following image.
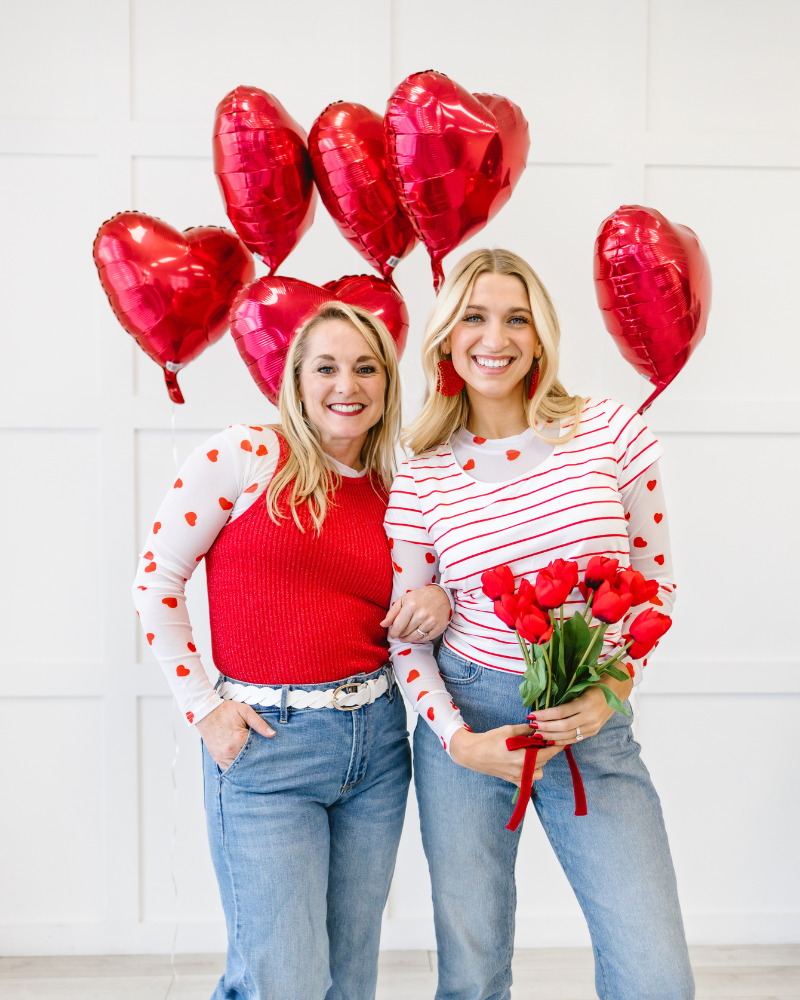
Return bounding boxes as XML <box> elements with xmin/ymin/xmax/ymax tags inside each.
<box><xmin>384</xmin><ymin>71</ymin><xmax>530</xmax><ymax>290</ymax></box>
<box><xmin>213</xmin><ymin>86</ymin><xmax>317</xmax><ymax>273</ymax></box>
<box><xmin>309</xmin><ymin>102</ymin><xmax>417</xmax><ymax>281</ymax></box>
<box><xmin>594</xmin><ymin>206</ymin><xmax>711</xmax><ymax>413</ymax></box>
<box><xmin>93</xmin><ymin>212</ymin><xmax>255</xmax><ymax>403</ymax></box>
<box><xmin>230</xmin><ymin>274</ymin><xmax>409</xmax><ymax>404</ymax></box>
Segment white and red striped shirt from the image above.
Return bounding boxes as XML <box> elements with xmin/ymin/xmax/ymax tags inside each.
<box><xmin>385</xmin><ymin>398</ymin><xmax>675</xmax><ymax>750</ymax></box>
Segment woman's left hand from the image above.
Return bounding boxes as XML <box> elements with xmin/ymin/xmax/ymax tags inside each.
<box><xmin>529</xmin><ymin>674</ymin><xmax>633</xmax><ymax>746</ymax></box>
<box><xmin>381</xmin><ymin>585</ymin><xmax>452</xmax><ymax>642</ymax></box>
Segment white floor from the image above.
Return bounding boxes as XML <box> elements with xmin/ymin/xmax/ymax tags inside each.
<box><xmin>0</xmin><ymin>946</ymin><xmax>797</xmax><ymax>999</ymax></box>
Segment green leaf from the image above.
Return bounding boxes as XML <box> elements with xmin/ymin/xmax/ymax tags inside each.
<box><xmin>601</xmin><ymin>664</ymin><xmax>631</xmax><ymax>683</ymax></box>
<box><xmin>597</xmin><ymin>683</ymin><xmax>630</xmax><ymax>717</ymax></box>
<box><xmin>512</xmin><ymin>786</ymin><xmax>520</xmax><ymax>805</ymax></box>
<box><xmin>556</xmin><ymin>681</ymin><xmax>594</xmax><ymax>703</ymax></box>
<box><xmin>563</xmin><ymin>612</ymin><xmax>592</xmax><ymax>667</ymax></box>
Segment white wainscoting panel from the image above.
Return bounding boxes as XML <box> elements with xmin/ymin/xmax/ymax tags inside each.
<box><xmin>0</xmin><ymin>154</ymin><xmax>100</xmax><ymax>400</ymax></box>
<box><xmin>647</xmin><ymin>0</ymin><xmax>800</xmax><ymax>134</ymax></box>
<box><xmin>138</xmin><ymin>697</ymin><xmax>224</xmax><ymax>924</ymax></box>
<box><xmin>0</xmin><ymin>698</ymin><xmax>105</xmax><ymax>924</ymax></box>
<box><xmin>0</xmin><ymin>430</ymin><xmax>102</xmax><ymax>664</ymax></box>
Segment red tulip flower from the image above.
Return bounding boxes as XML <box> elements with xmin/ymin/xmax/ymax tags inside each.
<box><xmin>592</xmin><ymin>579</ymin><xmax>634</xmax><ymax>624</ymax></box>
<box><xmin>482</xmin><ymin>564</ymin><xmax>516</xmax><ymax>601</ymax></box>
<box><xmin>584</xmin><ymin>556</ymin><xmax>619</xmax><ymax>591</ymax></box>
<box><xmin>534</xmin><ymin>559</ymin><xmax>579</xmax><ymax>610</ymax></box>
<box><xmin>617</xmin><ymin>569</ymin><xmax>659</xmax><ymax>606</ymax></box>
<box><xmin>494</xmin><ymin>593</ymin><xmax>519</xmax><ymax>629</ymax></box>
<box><xmin>627</xmin><ymin>607</ymin><xmax>672</xmax><ymax>657</ymax></box>
<box><xmin>516</xmin><ymin>608</ymin><xmax>552</xmax><ymax>645</ymax></box>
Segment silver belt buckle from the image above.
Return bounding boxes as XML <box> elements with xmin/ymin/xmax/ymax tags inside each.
<box><xmin>332</xmin><ymin>681</ymin><xmax>362</xmax><ymax>711</ymax></box>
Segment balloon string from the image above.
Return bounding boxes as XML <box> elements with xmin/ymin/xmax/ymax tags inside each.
<box><xmin>164</xmin><ymin>406</ymin><xmax>180</xmax><ymax>1000</ymax></box>
<box><xmin>164</xmin><ymin>704</ymin><xmax>181</xmax><ymax>1000</ymax></box>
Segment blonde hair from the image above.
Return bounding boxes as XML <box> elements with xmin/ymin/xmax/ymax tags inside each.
<box><xmin>266</xmin><ymin>302</ymin><xmax>401</xmax><ymax>531</ymax></box>
<box><xmin>402</xmin><ymin>248</ymin><xmax>584</xmax><ymax>455</ymax></box>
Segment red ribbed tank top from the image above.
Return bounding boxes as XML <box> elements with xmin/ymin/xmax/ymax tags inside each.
<box><xmin>205</xmin><ymin>433</ymin><xmax>393</xmax><ymax>685</ymax></box>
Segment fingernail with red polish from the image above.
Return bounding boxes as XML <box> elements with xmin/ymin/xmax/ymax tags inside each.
<box><xmin>527</xmin><ymin>712</ymin><xmax>537</xmax><ymax>720</ymax></box>
<box><xmin>546</xmin><ymin>740</ymin><xmax>555</xmax><ymax>747</ymax></box>
<box><xmin>528</xmin><ymin>720</ymin><xmax>538</xmax><ymax>729</ymax></box>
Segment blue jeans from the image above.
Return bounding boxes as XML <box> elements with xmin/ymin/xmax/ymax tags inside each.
<box><xmin>203</xmin><ymin>665</ymin><xmax>411</xmax><ymax>1000</ymax></box>
<box><xmin>414</xmin><ymin>645</ymin><xmax>694</xmax><ymax>1000</ymax></box>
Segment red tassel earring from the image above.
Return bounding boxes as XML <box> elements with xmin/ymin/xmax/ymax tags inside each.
<box><xmin>437</xmin><ymin>358</ymin><xmax>465</xmax><ymax>396</ymax></box>
<box><xmin>527</xmin><ymin>358</ymin><xmax>540</xmax><ymax>400</ymax></box>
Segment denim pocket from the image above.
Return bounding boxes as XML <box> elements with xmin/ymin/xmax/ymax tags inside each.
<box><xmin>437</xmin><ymin>647</ymin><xmax>483</xmax><ymax>685</ymax></box>
<box><xmin>218</xmin><ymin>727</ymin><xmax>255</xmax><ymax>778</ymax></box>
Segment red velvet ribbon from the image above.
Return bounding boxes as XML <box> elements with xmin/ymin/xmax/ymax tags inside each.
<box><xmin>505</xmin><ymin>734</ymin><xmax>588</xmax><ymax>831</ymax></box>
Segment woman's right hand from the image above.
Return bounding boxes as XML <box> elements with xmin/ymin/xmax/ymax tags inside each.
<box><xmin>449</xmin><ymin>725</ymin><xmax>562</xmax><ymax>784</ymax></box>
<box><xmin>195</xmin><ymin>701</ymin><xmax>276</xmax><ymax>770</ymax></box>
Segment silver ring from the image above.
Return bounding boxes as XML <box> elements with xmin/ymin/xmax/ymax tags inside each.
<box><xmin>575</xmin><ymin>725</ymin><xmax>583</xmax><ymax>741</ymax></box>
<box><xmin>416</xmin><ymin>627</ymin><xmax>428</xmax><ymax>638</ymax></box>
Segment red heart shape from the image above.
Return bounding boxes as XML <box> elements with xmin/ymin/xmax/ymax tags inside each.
<box><xmin>407</xmin><ymin>670</ymin><xmax>420</xmax><ymax>682</ymax></box>
<box><xmin>93</xmin><ymin>213</ymin><xmax>254</xmax><ymax>403</ymax></box>
<box><xmin>594</xmin><ymin>206</ymin><xmax>711</xmax><ymax>412</ymax></box>
<box><xmin>654</xmin><ymin>513</ymin><xmax>663</xmax><ymax>524</ymax></box>
<box><xmin>187</xmin><ymin>642</ymin><xmax>196</xmax><ymax>652</ymax></box>
<box><xmin>153</xmin><ymin>522</ymin><xmax>161</xmax><ymax>534</ymax></box>
<box><xmin>654</xmin><ymin>554</ymin><xmax>665</xmax><ymax>566</ymax></box>
<box><xmin>230</xmin><ymin>274</ymin><xmax>408</xmax><ymax>404</ymax></box>
<box><xmin>425</xmin><ymin>552</ymin><xmax>435</xmax><ymax>564</ymax></box>
<box><xmin>186</xmin><ymin>712</ymin><xmax>194</xmax><ymax>723</ymax></box>
<box><xmin>207</xmin><ymin>450</ymin><xmax>219</xmax><ymax>462</ymax></box>
<box><xmin>213</xmin><ymin>86</ymin><xmax>317</xmax><ymax>274</ymax></box>
<box><xmin>162</xmin><ymin>597</ymin><xmax>178</xmax><ymax>608</ymax></box>
<box><xmin>176</xmin><ymin>665</ymin><xmax>190</xmax><ymax>677</ymax></box>
<box><xmin>427</xmin><ymin>707</ymin><xmax>435</xmax><ymax>721</ymax></box>
<box><xmin>309</xmin><ymin>102</ymin><xmax>416</xmax><ymax>280</ymax></box>
<box><xmin>384</xmin><ymin>71</ymin><xmax>530</xmax><ymax>290</ymax></box>
<box><xmin>185</xmin><ymin>512</ymin><xmax>197</xmax><ymax>526</ymax></box>
<box><xmin>417</xmin><ymin>691</ymin><xmax>429</xmax><ymax>701</ymax></box>
<box><xmin>647</xmin><ymin>480</ymin><xmax>657</xmax><ymax>491</ymax></box>
<box><xmin>633</xmin><ymin>536</ymin><xmax>647</xmax><ymax>548</ymax></box>
<box><xmin>146</xmin><ymin>633</ymin><xmax>155</xmax><ymax>645</ymax></box>
<box><xmin>219</xmin><ymin>497</ymin><xmax>234</xmax><ymax>511</ymax></box>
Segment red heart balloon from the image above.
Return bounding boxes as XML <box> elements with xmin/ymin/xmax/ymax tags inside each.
<box><xmin>309</xmin><ymin>102</ymin><xmax>417</xmax><ymax>281</ymax></box>
<box><xmin>384</xmin><ymin>71</ymin><xmax>530</xmax><ymax>290</ymax></box>
<box><xmin>322</xmin><ymin>274</ymin><xmax>409</xmax><ymax>358</ymax></box>
<box><xmin>230</xmin><ymin>275</ymin><xmax>409</xmax><ymax>404</ymax></box>
<box><xmin>594</xmin><ymin>206</ymin><xmax>711</xmax><ymax>412</ymax></box>
<box><xmin>213</xmin><ymin>86</ymin><xmax>317</xmax><ymax>274</ymax></box>
<box><xmin>93</xmin><ymin>212</ymin><xmax>255</xmax><ymax>403</ymax></box>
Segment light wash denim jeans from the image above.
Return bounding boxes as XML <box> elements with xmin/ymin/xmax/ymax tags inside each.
<box><xmin>202</xmin><ymin>665</ymin><xmax>411</xmax><ymax>1000</ymax></box>
<box><xmin>414</xmin><ymin>644</ymin><xmax>694</xmax><ymax>1000</ymax></box>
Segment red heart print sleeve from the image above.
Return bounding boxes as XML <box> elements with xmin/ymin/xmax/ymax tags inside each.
<box><xmin>385</xmin><ymin>463</ymin><xmax>466</xmax><ymax>755</ymax></box>
<box><xmin>132</xmin><ymin>424</ymin><xmax>279</xmax><ymax>725</ymax></box>
<box><xmin>618</xmin><ymin>460</ymin><xmax>675</xmax><ymax>683</ymax></box>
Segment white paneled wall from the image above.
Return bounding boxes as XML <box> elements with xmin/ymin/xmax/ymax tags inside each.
<box><xmin>0</xmin><ymin>0</ymin><xmax>798</xmax><ymax>956</ymax></box>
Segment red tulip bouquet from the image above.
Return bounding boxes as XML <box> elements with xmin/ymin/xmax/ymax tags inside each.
<box><xmin>481</xmin><ymin>558</ymin><xmax>672</xmax><ymax>830</ymax></box>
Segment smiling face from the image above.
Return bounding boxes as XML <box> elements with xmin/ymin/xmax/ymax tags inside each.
<box><xmin>298</xmin><ymin>317</ymin><xmax>387</xmax><ymax>463</ymax></box>
<box><xmin>444</xmin><ymin>272</ymin><xmax>540</xmax><ymax>403</ymax></box>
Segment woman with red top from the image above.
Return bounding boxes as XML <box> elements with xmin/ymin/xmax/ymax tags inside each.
<box><xmin>384</xmin><ymin>250</ymin><xmax>694</xmax><ymax>1000</ymax></box>
<box><xmin>133</xmin><ymin>302</ymin><xmax>450</xmax><ymax>1000</ymax></box>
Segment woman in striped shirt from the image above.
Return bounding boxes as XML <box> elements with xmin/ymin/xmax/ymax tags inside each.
<box><xmin>384</xmin><ymin>249</ymin><xmax>693</xmax><ymax>1000</ymax></box>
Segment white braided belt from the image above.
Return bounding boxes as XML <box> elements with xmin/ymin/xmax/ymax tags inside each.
<box><xmin>217</xmin><ymin>672</ymin><xmax>391</xmax><ymax>711</ymax></box>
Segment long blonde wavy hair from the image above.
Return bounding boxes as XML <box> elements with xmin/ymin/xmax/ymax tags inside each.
<box><xmin>402</xmin><ymin>248</ymin><xmax>584</xmax><ymax>455</ymax></box>
<box><xmin>266</xmin><ymin>302</ymin><xmax>401</xmax><ymax>531</ymax></box>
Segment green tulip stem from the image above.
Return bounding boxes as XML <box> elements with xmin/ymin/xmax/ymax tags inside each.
<box><xmin>583</xmin><ymin>589</ymin><xmax>595</xmax><ymax>621</ymax></box>
<box><xmin>564</xmin><ymin>622</ymin><xmax>607</xmax><ymax>695</ymax></box>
